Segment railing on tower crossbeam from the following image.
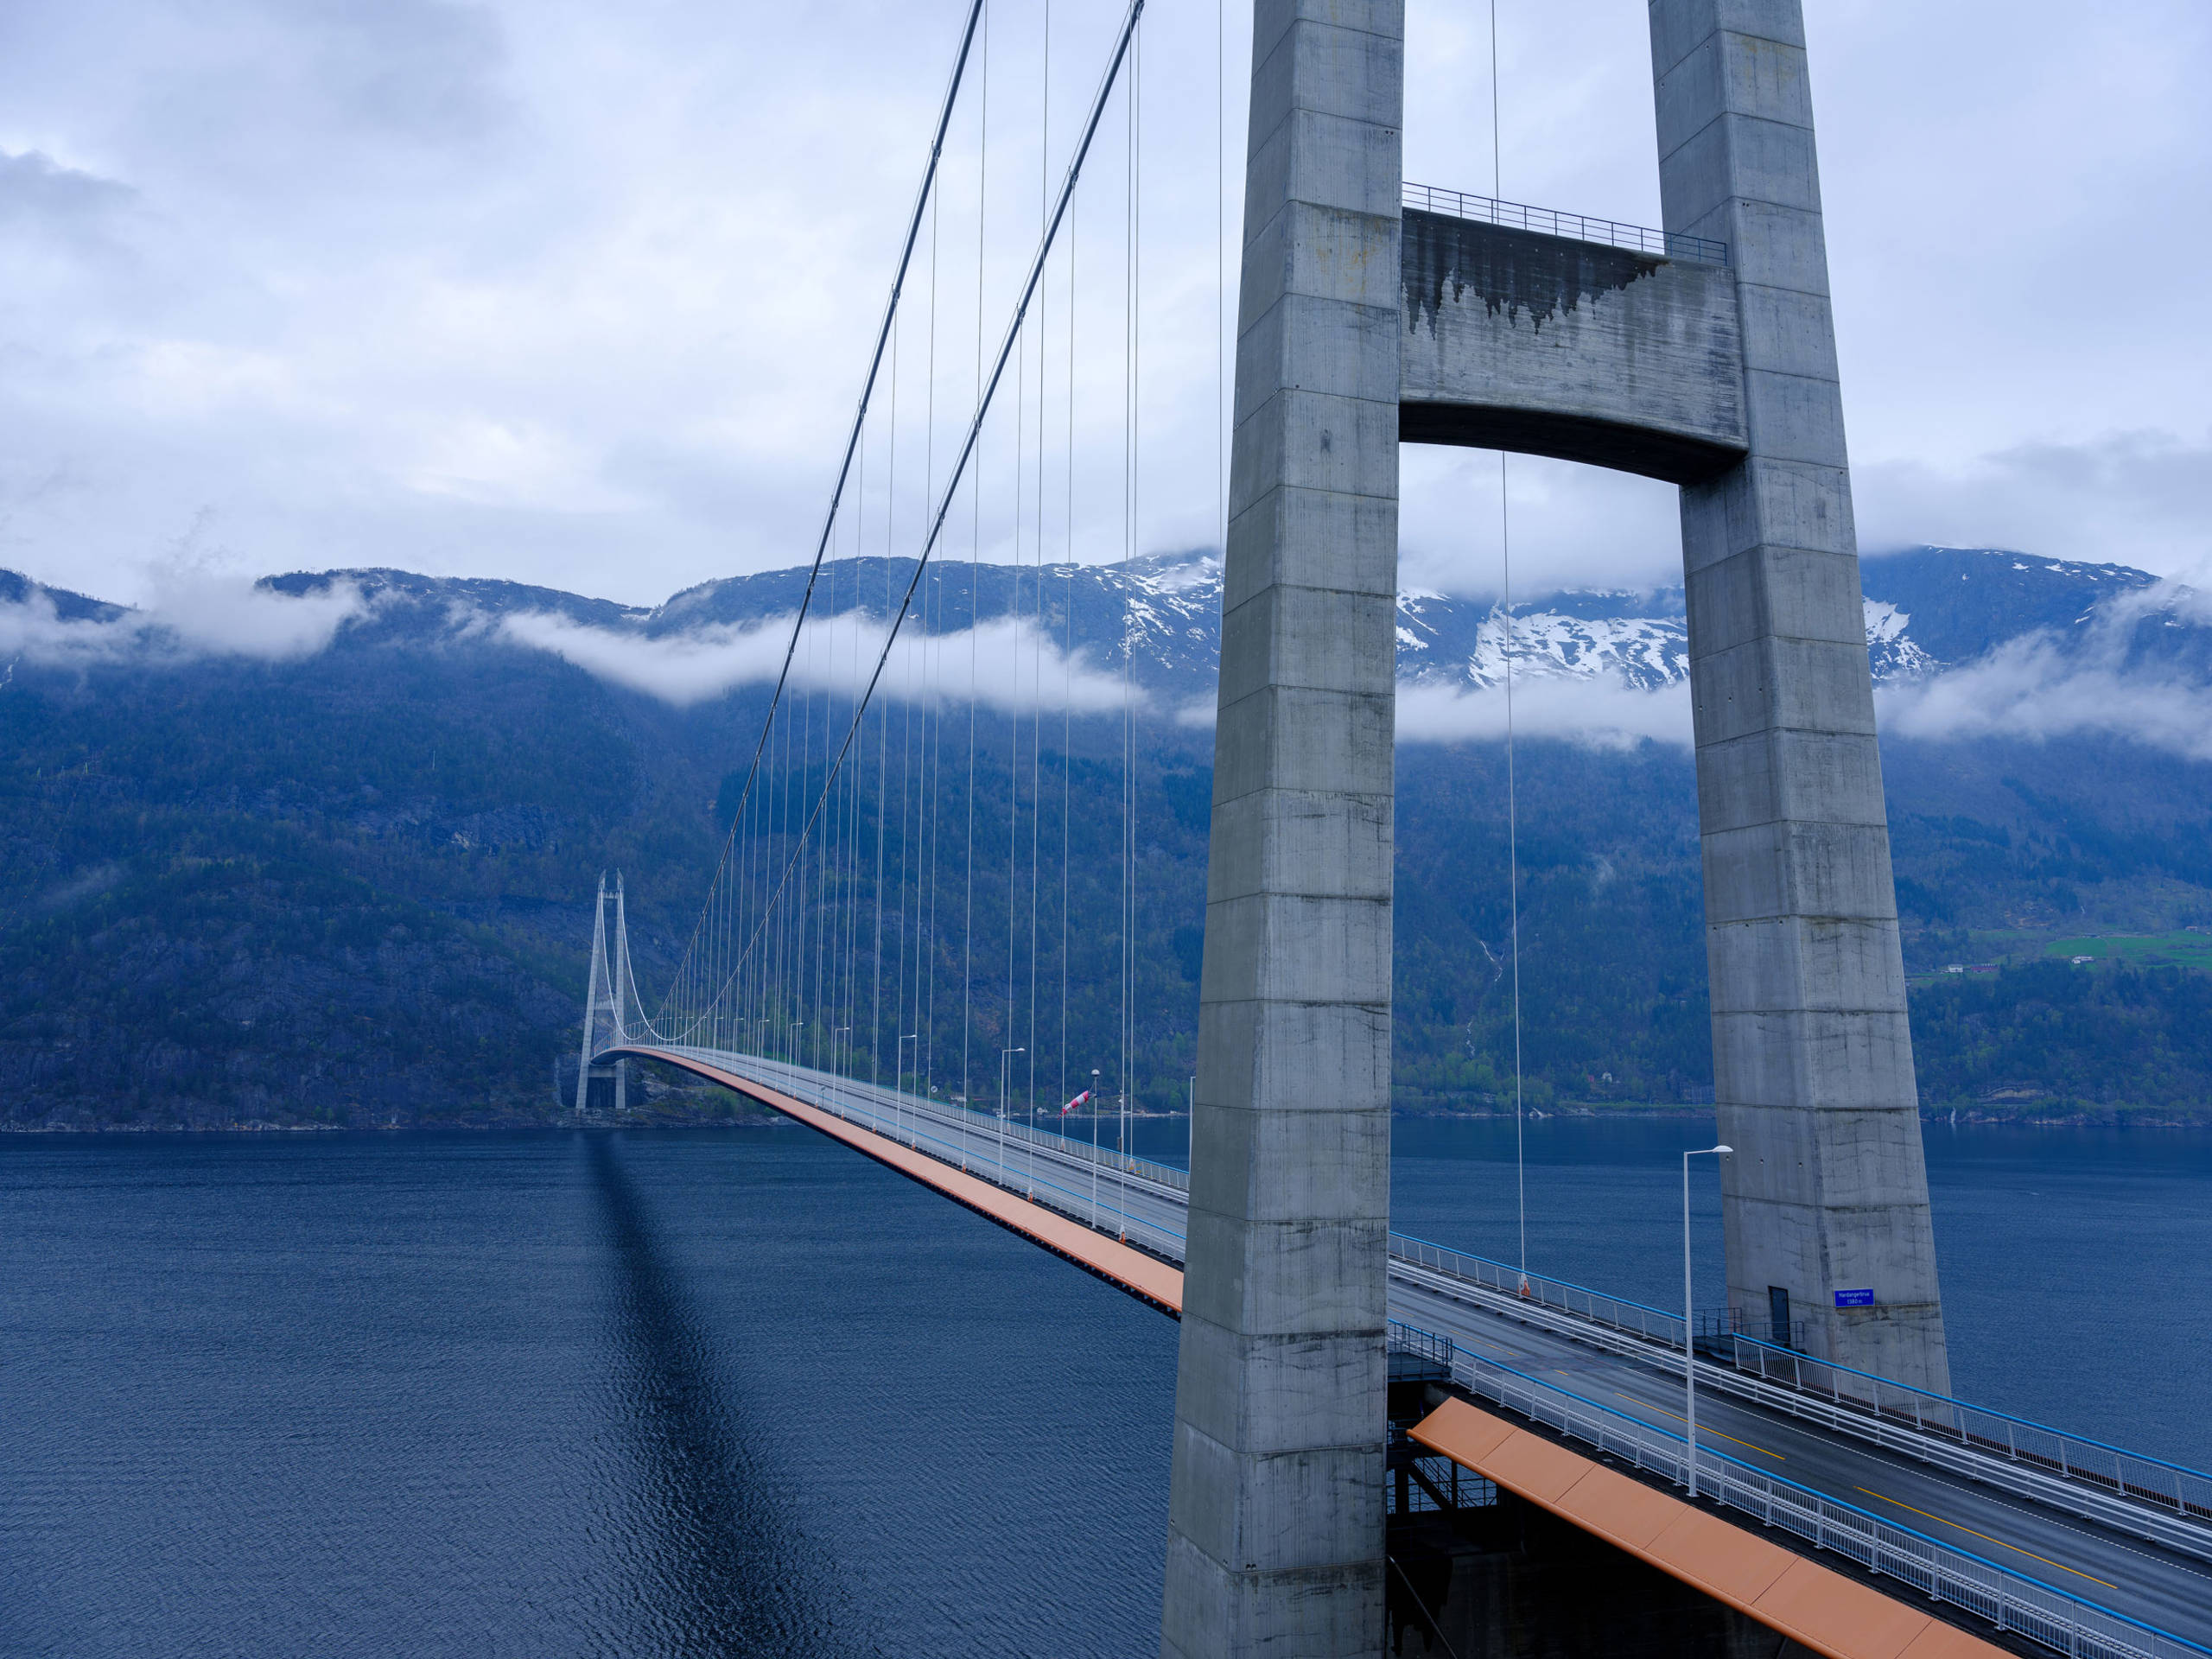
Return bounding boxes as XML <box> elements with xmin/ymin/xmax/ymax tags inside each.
<box><xmin>1402</xmin><ymin>180</ymin><xmax>1729</xmax><ymax>267</ymax></box>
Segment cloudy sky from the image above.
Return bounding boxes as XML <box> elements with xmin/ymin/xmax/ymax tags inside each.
<box><xmin>3</xmin><ymin>0</ymin><xmax>2208</xmax><ymax>611</ymax></box>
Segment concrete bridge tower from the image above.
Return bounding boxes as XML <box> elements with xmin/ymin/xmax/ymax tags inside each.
<box><xmin>1165</xmin><ymin>2</ymin><xmax>1948</xmax><ymax>1653</ymax></box>
<box><xmin>1649</xmin><ymin>0</ymin><xmax>1949</xmax><ymax>1395</ymax></box>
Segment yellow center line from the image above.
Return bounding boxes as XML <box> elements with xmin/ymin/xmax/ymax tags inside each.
<box><xmin>1853</xmin><ymin>1488</ymin><xmax>2117</xmax><ymax>1590</ymax></box>
<box><xmin>1613</xmin><ymin>1393</ymin><xmax>1786</xmax><ymax>1459</ymax></box>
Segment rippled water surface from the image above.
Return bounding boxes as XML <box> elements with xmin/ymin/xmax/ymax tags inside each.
<box><xmin>0</xmin><ymin>1129</ymin><xmax>1178</xmax><ymax>1658</ymax></box>
<box><xmin>2</xmin><ymin>1118</ymin><xmax>2207</xmax><ymax>1656</ymax></box>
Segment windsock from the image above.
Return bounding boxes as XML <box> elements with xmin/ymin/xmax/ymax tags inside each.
<box><xmin>1059</xmin><ymin>1089</ymin><xmax>1092</xmax><ymax>1116</ymax></box>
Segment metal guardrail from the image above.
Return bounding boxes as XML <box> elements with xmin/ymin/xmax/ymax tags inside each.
<box><xmin>1387</xmin><ymin>1227</ymin><xmax>2212</xmax><ymax>1552</ymax></box>
<box><xmin>772</xmin><ymin>1056</ymin><xmax>1196</xmax><ymax>1192</ymax></box>
<box><xmin>1390</xmin><ymin>1323</ymin><xmax>2211</xmax><ymax>1659</ymax></box>
<box><xmin>1402</xmin><ymin>181</ymin><xmax>1729</xmax><ymax>267</ymax></box>
<box><xmin>710</xmin><ymin>1054</ymin><xmax>1194</xmax><ymax>1262</ymax></box>
<box><xmin>1725</xmin><ymin>1336</ymin><xmax>2212</xmax><ymax>1528</ymax></box>
<box><xmin>1702</xmin><ymin>1307</ymin><xmax>1808</xmax><ymax>1351</ymax></box>
<box><xmin>1389</xmin><ymin>1231</ymin><xmax>1687</xmax><ymax>1347</ymax></box>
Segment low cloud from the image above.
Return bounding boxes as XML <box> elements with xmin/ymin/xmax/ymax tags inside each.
<box><xmin>1397</xmin><ymin>447</ymin><xmax>1685</xmax><ymax>600</ymax></box>
<box><xmin>0</xmin><ymin>573</ymin><xmax>364</xmax><ymax>666</ymax></box>
<box><xmin>1396</xmin><ymin>673</ymin><xmax>1692</xmax><ymax>750</ymax></box>
<box><xmin>1878</xmin><ymin>631</ymin><xmax>2212</xmax><ymax>762</ymax></box>
<box><xmin>498</xmin><ymin>607</ymin><xmax>1138</xmax><ymax>715</ymax></box>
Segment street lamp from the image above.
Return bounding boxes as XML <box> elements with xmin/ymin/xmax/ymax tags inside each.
<box><xmin>831</xmin><ymin>1026</ymin><xmax>851</xmax><ymax>1084</ymax></box>
<box><xmin>896</xmin><ymin>1033</ymin><xmax>919</xmax><ymax>1147</ymax></box>
<box><xmin>1090</xmin><ymin>1068</ymin><xmax>1103</xmax><ymax>1228</ymax></box>
<box><xmin>789</xmin><ymin>1021</ymin><xmax>803</xmax><ymax>1072</ymax></box>
<box><xmin>1681</xmin><ymin>1143</ymin><xmax>1732</xmax><ymax>1500</ymax></box>
<box><xmin>999</xmin><ymin>1047</ymin><xmax>1025</xmax><ymax>1182</ymax></box>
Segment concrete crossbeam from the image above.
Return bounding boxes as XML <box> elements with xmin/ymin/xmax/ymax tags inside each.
<box><xmin>1398</xmin><ymin>210</ymin><xmax>1747</xmax><ymax>483</ymax></box>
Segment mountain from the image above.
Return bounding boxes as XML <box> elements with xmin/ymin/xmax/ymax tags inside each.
<box><xmin>254</xmin><ymin>542</ymin><xmax>2199</xmax><ymax>702</ymax></box>
<box><xmin>3</xmin><ymin>545</ymin><xmax>2209</xmax><ymax>1129</ymax></box>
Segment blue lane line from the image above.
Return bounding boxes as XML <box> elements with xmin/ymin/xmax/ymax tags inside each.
<box><xmin>1410</xmin><ymin>1327</ymin><xmax>2212</xmax><ymax>1658</ymax></box>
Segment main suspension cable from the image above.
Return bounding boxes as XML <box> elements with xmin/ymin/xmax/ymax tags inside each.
<box><xmin>704</xmin><ymin>0</ymin><xmax>1152</xmax><ymax>1029</ymax></box>
<box><xmin>643</xmin><ymin>0</ymin><xmax>988</xmax><ymax>1035</ymax></box>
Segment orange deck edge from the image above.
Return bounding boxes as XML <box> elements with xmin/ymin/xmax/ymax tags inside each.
<box><xmin>618</xmin><ymin>1047</ymin><xmax>1185</xmax><ymax>1317</ymax></box>
<box><xmin>1410</xmin><ymin>1396</ymin><xmax>2010</xmax><ymax>1659</ymax></box>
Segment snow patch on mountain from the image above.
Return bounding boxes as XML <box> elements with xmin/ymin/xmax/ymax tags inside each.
<box><xmin>1865</xmin><ymin>600</ymin><xmax>1938</xmax><ymax>680</ymax></box>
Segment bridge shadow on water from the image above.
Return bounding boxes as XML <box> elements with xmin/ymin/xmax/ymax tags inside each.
<box><xmin>585</xmin><ymin>1132</ymin><xmax>859</xmax><ymax>1658</ymax></box>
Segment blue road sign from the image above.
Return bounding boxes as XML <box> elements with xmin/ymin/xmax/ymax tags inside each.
<box><xmin>1834</xmin><ymin>1287</ymin><xmax>1875</xmax><ymax>1308</ymax></box>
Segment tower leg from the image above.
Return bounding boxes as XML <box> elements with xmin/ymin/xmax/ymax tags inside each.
<box><xmin>1162</xmin><ymin>2</ymin><xmax>1403</xmax><ymax>1653</ymax></box>
<box><xmin>1650</xmin><ymin>0</ymin><xmax>1948</xmax><ymax>1389</ymax></box>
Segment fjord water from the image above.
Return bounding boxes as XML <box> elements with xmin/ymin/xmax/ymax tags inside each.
<box><xmin>1</xmin><ymin>1122</ymin><xmax>2205</xmax><ymax>1657</ymax></box>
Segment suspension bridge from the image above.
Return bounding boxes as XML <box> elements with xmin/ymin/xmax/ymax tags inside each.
<box><xmin>569</xmin><ymin>2</ymin><xmax>2212</xmax><ymax>1655</ymax></box>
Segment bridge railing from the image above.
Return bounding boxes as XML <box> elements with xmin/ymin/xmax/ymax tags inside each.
<box><xmin>1388</xmin><ymin>1231</ymin><xmax>1687</xmax><ymax>1348</ymax></box>
<box><xmin>1402</xmin><ymin>180</ymin><xmax>1730</xmax><ymax>267</ymax></box>
<box><xmin>1389</xmin><ymin>1323</ymin><xmax>2210</xmax><ymax>1659</ymax></box>
<box><xmin>1387</xmin><ymin>1225</ymin><xmax>2212</xmax><ymax>1541</ymax></box>
<box><xmin>707</xmin><ymin>1053</ymin><xmax>1193</xmax><ymax>1260</ymax></box>
<box><xmin>835</xmin><ymin>1072</ymin><xmax>1193</xmax><ymax>1197</ymax></box>
<box><xmin>1721</xmin><ymin>1333</ymin><xmax>2212</xmax><ymax>1527</ymax></box>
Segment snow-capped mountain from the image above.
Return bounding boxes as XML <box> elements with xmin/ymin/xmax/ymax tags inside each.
<box><xmin>630</xmin><ymin>543</ymin><xmax>2196</xmax><ymax>702</ymax></box>
<box><xmin>6</xmin><ymin>545</ymin><xmax>2197</xmax><ymax>711</ymax></box>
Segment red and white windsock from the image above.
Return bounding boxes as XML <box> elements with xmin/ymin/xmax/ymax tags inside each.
<box><xmin>1058</xmin><ymin>1089</ymin><xmax>1092</xmax><ymax>1116</ymax></box>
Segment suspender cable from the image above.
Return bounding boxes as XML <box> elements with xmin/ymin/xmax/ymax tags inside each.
<box><xmin>1005</xmin><ymin>116</ymin><xmax>1024</xmax><ymax>1183</ymax></box>
<box><xmin>964</xmin><ymin>0</ymin><xmax>987</xmax><ymax>1158</ymax></box>
<box><xmin>1491</xmin><ymin>0</ymin><xmax>1530</xmax><ymax>1292</ymax></box>
<box><xmin>922</xmin><ymin>163</ymin><xmax>944</xmax><ymax>1108</ymax></box>
<box><xmin>872</xmin><ymin>312</ymin><xmax>900</xmax><ymax>1084</ymax></box>
<box><xmin>1118</xmin><ymin>13</ymin><xmax>1141</xmax><ymax>1230</ymax></box>
<box><xmin>1061</xmin><ymin>169</ymin><xmax>1077</xmax><ymax>1175</ymax></box>
<box><xmin>1028</xmin><ymin>0</ymin><xmax>1051</xmax><ymax>1189</ymax></box>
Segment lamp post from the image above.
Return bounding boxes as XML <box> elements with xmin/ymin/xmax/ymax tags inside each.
<box><xmin>788</xmin><ymin>1021</ymin><xmax>803</xmax><ymax>1074</ymax></box>
<box><xmin>1090</xmin><ymin>1067</ymin><xmax>1103</xmax><ymax>1228</ymax></box>
<box><xmin>896</xmin><ymin>1033</ymin><xmax>918</xmax><ymax>1147</ymax></box>
<box><xmin>1118</xmin><ymin>1078</ymin><xmax>1131</xmax><ymax>1241</ymax></box>
<box><xmin>1681</xmin><ymin>1143</ymin><xmax>1732</xmax><ymax>1499</ymax></box>
<box><xmin>831</xmin><ymin>1026</ymin><xmax>850</xmax><ymax>1084</ymax></box>
<box><xmin>999</xmin><ymin>1046</ymin><xmax>1024</xmax><ymax>1184</ymax></box>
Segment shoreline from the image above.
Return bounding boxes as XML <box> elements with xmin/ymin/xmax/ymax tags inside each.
<box><xmin>8</xmin><ymin>1105</ymin><xmax>2212</xmax><ymax>1135</ymax></box>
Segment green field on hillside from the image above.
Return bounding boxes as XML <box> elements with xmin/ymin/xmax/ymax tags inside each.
<box><xmin>2043</xmin><ymin>931</ymin><xmax>2212</xmax><ymax>969</ymax></box>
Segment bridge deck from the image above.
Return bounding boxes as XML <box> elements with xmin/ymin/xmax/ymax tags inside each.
<box><xmin>608</xmin><ymin>1046</ymin><xmax>2212</xmax><ymax>1659</ymax></box>
<box><xmin>636</xmin><ymin>1052</ymin><xmax>1182</xmax><ymax>1317</ymax></box>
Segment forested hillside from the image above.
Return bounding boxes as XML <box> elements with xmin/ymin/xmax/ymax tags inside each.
<box><xmin>3</xmin><ymin>545</ymin><xmax>2208</xmax><ymax>1128</ymax></box>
